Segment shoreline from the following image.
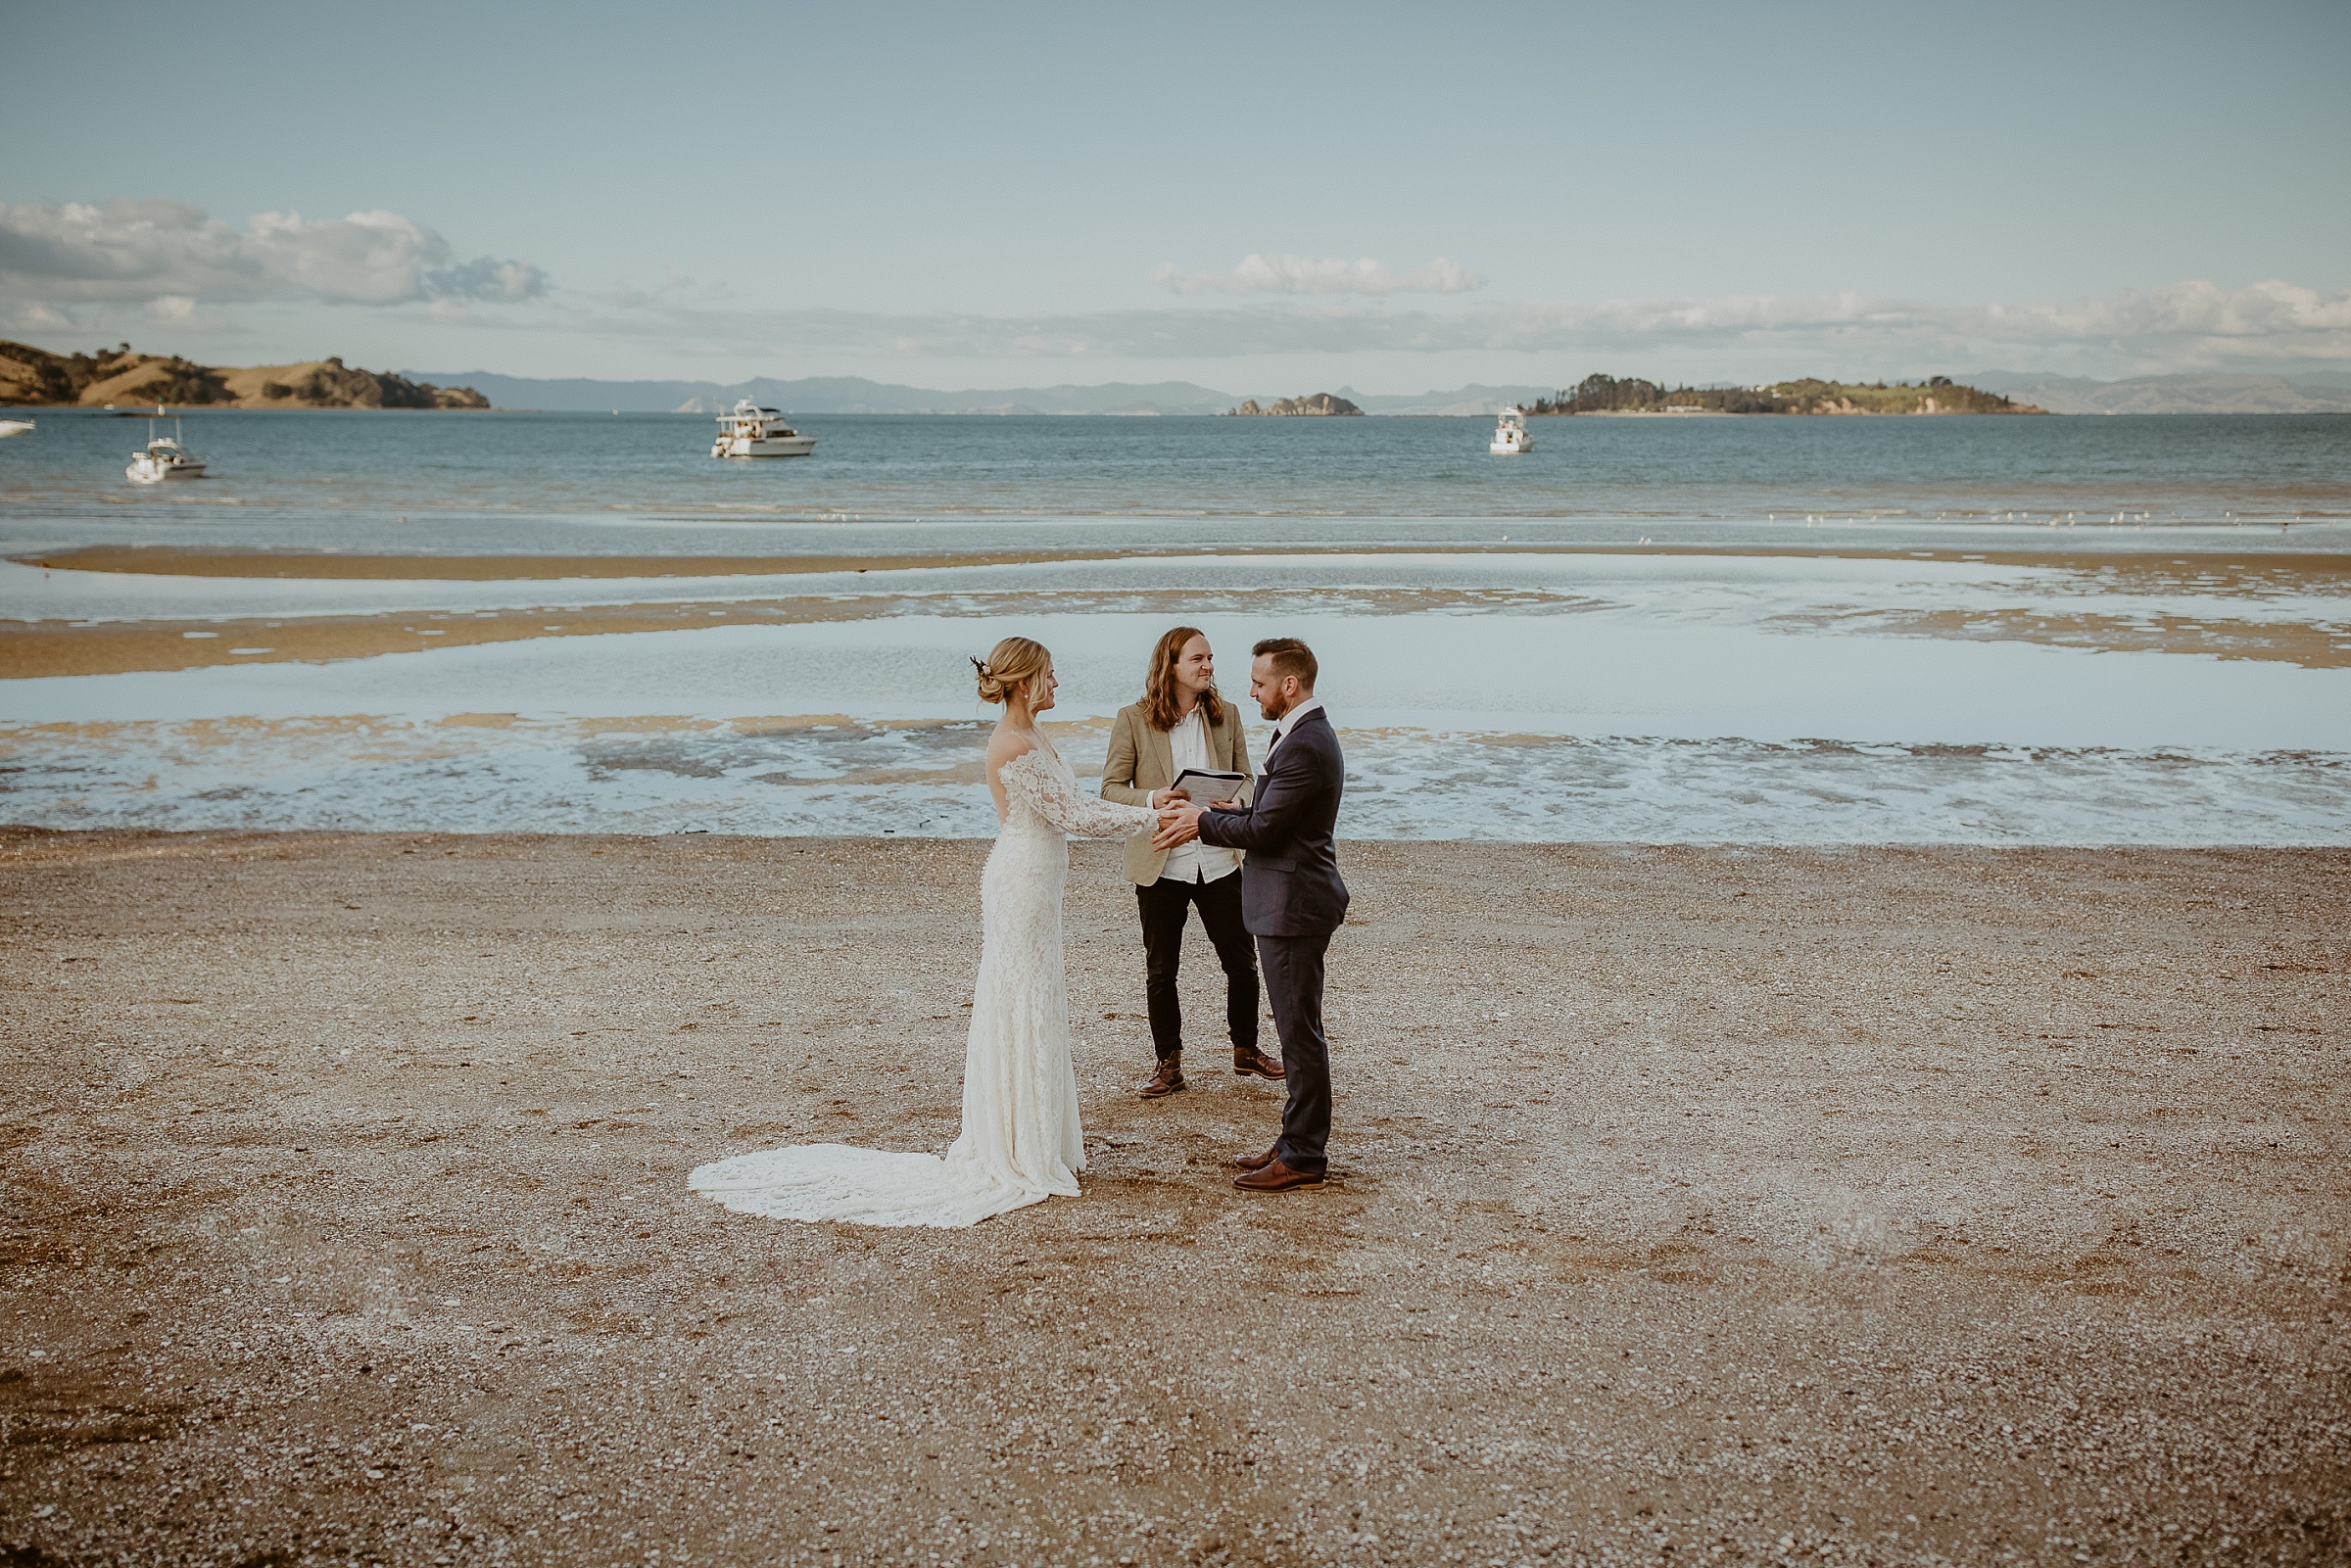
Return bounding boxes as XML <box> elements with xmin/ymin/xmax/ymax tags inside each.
<box><xmin>4</xmin><ymin>831</ymin><xmax>2345</xmax><ymax>1564</ymax></box>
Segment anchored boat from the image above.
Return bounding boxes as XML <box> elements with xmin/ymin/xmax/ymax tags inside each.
<box><xmin>1489</xmin><ymin>406</ymin><xmax>1532</xmax><ymax>455</ymax></box>
<box><xmin>126</xmin><ymin>416</ymin><xmax>209</xmax><ymax>483</ymax></box>
<box><xmin>710</xmin><ymin>400</ymin><xmax>816</xmax><ymax>458</ymax></box>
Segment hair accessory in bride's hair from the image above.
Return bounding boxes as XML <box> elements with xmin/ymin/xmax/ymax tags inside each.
<box><xmin>974</xmin><ymin>636</ymin><xmax>1048</xmax><ymax>706</ymax></box>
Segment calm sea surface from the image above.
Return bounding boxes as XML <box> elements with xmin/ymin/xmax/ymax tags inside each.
<box><xmin>3</xmin><ymin>409</ymin><xmax>2346</xmax><ymax>844</ymax></box>
<box><xmin>2</xmin><ymin>409</ymin><xmax>2346</xmax><ymax>553</ymax></box>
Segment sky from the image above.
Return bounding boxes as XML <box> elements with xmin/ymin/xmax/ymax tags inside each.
<box><xmin>4</xmin><ymin>0</ymin><xmax>2348</xmax><ymax>394</ymax></box>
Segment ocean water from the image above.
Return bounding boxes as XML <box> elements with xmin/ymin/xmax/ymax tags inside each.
<box><xmin>3</xmin><ymin>407</ymin><xmax>2346</xmax><ymax>544</ymax></box>
<box><xmin>3</xmin><ymin>410</ymin><xmax>2347</xmax><ymax>843</ymax></box>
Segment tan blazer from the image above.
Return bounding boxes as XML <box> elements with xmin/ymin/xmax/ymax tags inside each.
<box><xmin>1100</xmin><ymin>699</ymin><xmax>1254</xmax><ymax>885</ymax></box>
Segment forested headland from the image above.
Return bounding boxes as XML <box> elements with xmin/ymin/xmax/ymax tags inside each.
<box><xmin>0</xmin><ymin>342</ymin><xmax>491</xmax><ymax>409</ymax></box>
<box><xmin>1525</xmin><ymin>374</ymin><xmax>2042</xmax><ymax>415</ymax></box>
<box><xmin>1223</xmin><ymin>392</ymin><xmax>1365</xmax><ymax>416</ymax></box>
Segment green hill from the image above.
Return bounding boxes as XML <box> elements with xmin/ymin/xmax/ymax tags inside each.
<box><xmin>1527</xmin><ymin>373</ymin><xmax>2042</xmax><ymax>415</ymax></box>
<box><xmin>0</xmin><ymin>341</ymin><xmax>490</xmax><ymax>409</ymax></box>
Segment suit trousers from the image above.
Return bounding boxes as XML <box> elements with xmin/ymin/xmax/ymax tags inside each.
<box><xmin>1135</xmin><ymin>871</ymin><xmax>1260</xmax><ymax>1062</ymax></box>
<box><xmin>1257</xmin><ymin>931</ymin><xmax>1332</xmax><ymax>1176</ymax></box>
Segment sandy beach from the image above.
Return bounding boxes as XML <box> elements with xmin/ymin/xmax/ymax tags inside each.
<box><xmin>3</xmin><ymin>831</ymin><xmax>2345</xmax><ymax>1566</ymax></box>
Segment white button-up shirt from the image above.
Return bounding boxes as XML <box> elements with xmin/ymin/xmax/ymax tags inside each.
<box><xmin>1157</xmin><ymin>705</ymin><xmax>1240</xmax><ymax>884</ymax></box>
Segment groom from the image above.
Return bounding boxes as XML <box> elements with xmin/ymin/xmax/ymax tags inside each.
<box><xmin>1153</xmin><ymin>638</ymin><xmax>1347</xmax><ymax>1193</ymax></box>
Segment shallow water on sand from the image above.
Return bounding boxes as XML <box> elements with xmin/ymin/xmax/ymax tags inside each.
<box><xmin>4</xmin><ymin>548</ymin><xmax>2345</xmax><ymax>843</ymax></box>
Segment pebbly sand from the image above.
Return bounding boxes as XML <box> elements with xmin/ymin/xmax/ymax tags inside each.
<box><xmin>1</xmin><ymin>831</ymin><xmax>2345</xmax><ymax>1567</ymax></box>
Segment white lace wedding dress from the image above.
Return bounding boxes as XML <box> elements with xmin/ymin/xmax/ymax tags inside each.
<box><xmin>688</xmin><ymin>745</ymin><xmax>1159</xmax><ymax>1227</ymax></box>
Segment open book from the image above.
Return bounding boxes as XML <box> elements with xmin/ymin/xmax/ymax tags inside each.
<box><xmin>1171</xmin><ymin>767</ymin><xmax>1247</xmax><ymax>805</ymax></box>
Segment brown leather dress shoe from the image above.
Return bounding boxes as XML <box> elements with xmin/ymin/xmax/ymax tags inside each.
<box><xmin>1233</xmin><ymin>1158</ymin><xmax>1323</xmax><ymax>1193</ymax></box>
<box><xmin>1232</xmin><ymin>1045</ymin><xmax>1285</xmax><ymax>1080</ymax></box>
<box><xmin>1231</xmin><ymin>1146</ymin><xmax>1277</xmax><ymax>1172</ymax></box>
<box><xmin>1138</xmin><ymin>1058</ymin><xmax>1186</xmax><ymax>1099</ymax></box>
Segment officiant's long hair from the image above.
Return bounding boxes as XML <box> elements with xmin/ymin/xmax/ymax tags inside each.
<box><xmin>1140</xmin><ymin>625</ymin><xmax>1225</xmax><ymax>733</ymax></box>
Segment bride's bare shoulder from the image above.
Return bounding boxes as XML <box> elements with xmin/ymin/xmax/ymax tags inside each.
<box><xmin>986</xmin><ymin>728</ymin><xmax>1041</xmax><ymax>771</ymax></box>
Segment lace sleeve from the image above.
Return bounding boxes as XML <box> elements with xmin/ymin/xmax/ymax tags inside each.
<box><xmin>1000</xmin><ymin>750</ymin><xmax>1160</xmax><ymax>839</ymax></box>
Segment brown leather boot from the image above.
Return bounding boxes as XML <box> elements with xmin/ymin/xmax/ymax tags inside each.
<box><xmin>1138</xmin><ymin>1058</ymin><xmax>1186</xmax><ymax>1099</ymax></box>
<box><xmin>1234</xmin><ymin>1158</ymin><xmax>1323</xmax><ymax>1193</ymax></box>
<box><xmin>1232</xmin><ymin>1045</ymin><xmax>1285</xmax><ymax>1080</ymax></box>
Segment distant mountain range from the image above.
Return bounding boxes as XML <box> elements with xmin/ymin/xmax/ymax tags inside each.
<box><xmin>401</xmin><ymin>366</ymin><xmax>2351</xmax><ymax>416</ymax></box>
<box><xmin>1965</xmin><ymin>370</ymin><xmax>2351</xmax><ymax>414</ymax></box>
<box><xmin>397</xmin><ymin>370</ymin><xmax>1553</xmax><ymax>417</ymax></box>
<box><xmin>396</xmin><ymin>371</ymin><xmax>1235</xmax><ymax>415</ymax></box>
<box><xmin>1344</xmin><ymin>384</ymin><xmax>1559</xmax><ymax>415</ymax></box>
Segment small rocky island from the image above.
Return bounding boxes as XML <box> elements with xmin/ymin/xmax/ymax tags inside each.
<box><xmin>0</xmin><ymin>341</ymin><xmax>491</xmax><ymax>409</ymax></box>
<box><xmin>1526</xmin><ymin>373</ymin><xmax>2041</xmax><ymax>416</ymax></box>
<box><xmin>1223</xmin><ymin>392</ymin><xmax>1364</xmax><ymax>416</ymax></box>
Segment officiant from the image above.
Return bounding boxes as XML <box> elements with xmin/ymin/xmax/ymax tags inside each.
<box><xmin>1101</xmin><ymin>627</ymin><xmax>1283</xmax><ymax>1099</ymax></box>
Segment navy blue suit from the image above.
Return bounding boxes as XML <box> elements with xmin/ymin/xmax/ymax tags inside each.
<box><xmin>1196</xmin><ymin>706</ymin><xmax>1347</xmax><ymax>1174</ymax></box>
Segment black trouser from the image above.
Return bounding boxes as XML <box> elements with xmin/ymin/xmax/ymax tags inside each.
<box><xmin>1259</xmin><ymin>932</ymin><xmax>1332</xmax><ymax>1176</ymax></box>
<box><xmin>1136</xmin><ymin>871</ymin><xmax>1259</xmax><ymax>1062</ymax></box>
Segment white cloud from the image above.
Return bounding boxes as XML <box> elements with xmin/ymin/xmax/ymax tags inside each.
<box><xmin>1152</xmin><ymin>254</ymin><xmax>1485</xmax><ymax>296</ymax></box>
<box><xmin>0</xmin><ymin>301</ymin><xmax>74</xmax><ymax>333</ymax></box>
<box><xmin>422</xmin><ymin>254</ymin><xmax>549</xmax><ymax>305</ymax></box>
<box><xmin>0</xmin><ymin>199</ymin><xmax>548</xmax><ymax>309</ymax></box>
<box><xmin>1971</xmin><ymin>278</ymin><xmax>2351</xmax><ymax>345</ymax></box>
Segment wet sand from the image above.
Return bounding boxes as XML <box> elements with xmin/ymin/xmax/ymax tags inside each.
<box><xmin>5</xmin><ymin>600</ymin><xmax>2342</xmax><ymax>680</ymax></box>
<box><xmin>5</xmin><ymin>546</ymin><xmax>2347</xmax><ymax>680</ymax></box>
<box><xmin>0</xmin><ymin>598</ymin><xmax>896</xmax><ymax>680</ymax></box>
<box><xmin>0</xmin><ymin>588</ymin><xmax>1597</xmax><ymax>682</ymax></box>
<box><xmin>3</xmin><ymin>832</ymin><xmax>2345</xmax><ymax>1566</ymax></box>
<box><xmin>1768</xmin><ymin>606</ymin><xmax>2351</xmax><ymax>668</ymax></box>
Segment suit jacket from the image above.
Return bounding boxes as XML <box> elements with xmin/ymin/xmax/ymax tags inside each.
<box><xmin>1100</xmin><ymin>699</ymin><xmax>1254</xmax><ymax>885</ymax></box>
<box><xmin>1194</xmin><ymin>706</ymin><xmax>1347</xmax><ymax>937</ymax></box>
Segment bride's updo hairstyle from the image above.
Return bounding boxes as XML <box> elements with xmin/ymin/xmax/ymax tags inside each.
<box><xmin>973</xmin><ymin>636</ymin><xmax>1051</xmax><ymax>706</ymax></box>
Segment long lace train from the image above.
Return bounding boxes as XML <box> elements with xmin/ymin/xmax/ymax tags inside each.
<box><xmin>688</xmin><ymin>747</ymin><xmax>1158</xmax><ymax>1227</ymax></box>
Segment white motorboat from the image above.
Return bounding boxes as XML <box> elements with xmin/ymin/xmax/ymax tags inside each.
<box><xmin>711</xmin><ymin>400</ymin><xmax>816</xmax><ymax>458</ymax></box>
<box><xmin>1489</xmin><ymin>405</ymin><xmax>1533</xmax><ymax>454</ymax></box>
<box><xmin>0</xmin><ymin>418</ymin><xmax>33</xmax><ymax>438</ymax></box>
<box><xmin>126</xmin><ymin>417</ymin><xmax>209</xmax><ymax>483</ymax></box>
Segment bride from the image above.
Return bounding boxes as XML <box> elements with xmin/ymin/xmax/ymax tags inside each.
<box><xmin>688</xmin><ymin>636</ymin><xmax>1162</xmax><ymax>1227</ymax></box>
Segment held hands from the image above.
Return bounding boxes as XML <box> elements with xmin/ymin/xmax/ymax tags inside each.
<box><xmin>1152</xmin><ymin>800</ymin><xmax>1206</xmax><ymax>852</ymax></box>
<box><xmin>1150</xmin><ymin>785</ymin><xmax>1191</xmax><ymax>809</ymax></box>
